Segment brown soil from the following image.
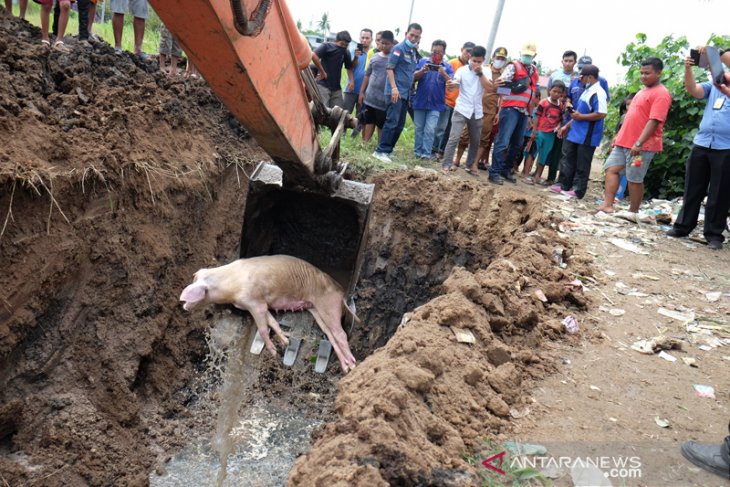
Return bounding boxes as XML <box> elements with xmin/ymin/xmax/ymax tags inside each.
<box><xmin>4</xmin><ymin>9</ymin><xmax>728</xmax><ymax>487</ymax></box>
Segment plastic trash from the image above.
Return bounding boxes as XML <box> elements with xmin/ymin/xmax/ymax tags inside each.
<box><xmin>693</xmin><ymin>384</ymin><xmax>716</xmax><ymax>399</ymax></box>
<box><xmin>562</xmin><ymin>316</ymin><xmax>579</xmax><ymax>334</ymax></box>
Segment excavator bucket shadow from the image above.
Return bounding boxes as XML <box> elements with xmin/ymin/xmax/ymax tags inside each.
<box><xmin>240</xmin><ymin>162</ymin><xmax>373</xmax><ymax>372</ymax></box>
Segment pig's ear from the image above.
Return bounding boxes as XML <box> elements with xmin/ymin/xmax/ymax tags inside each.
<box><xmin>180</xmin><ymin>282</ymin><xmax>206</xmax><ymax>308</ymax></box>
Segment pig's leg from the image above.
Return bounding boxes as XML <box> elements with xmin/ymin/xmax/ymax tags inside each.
<box><xmin>266</xmin><ymin>311</ymin><xmax>289</xmax><ymax>346</ymax></box>
<box><xmin>317</xmin><ymin>295</ymin><xmax>357</xmax><ymax>369</ymax></box>
<box><xmin>247</xmin><ymin>304</ymin><xmax>279</xmax><ymax>357</ymax></box>
<box><xmin>309</xmin><ymin>308</ymin><xmax>350</xmax><ymax>372</ymax></box>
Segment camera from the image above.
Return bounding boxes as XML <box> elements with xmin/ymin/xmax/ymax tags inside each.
<box><xmin>427</xmin><ymin>63</ymin><xmax>440</xmax><ymax>71</ymax></box>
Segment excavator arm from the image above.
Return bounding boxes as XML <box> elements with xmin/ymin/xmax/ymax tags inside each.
<box><xmin>148</xmin><ymin>0</ymin><xmax>356</xmax><ymax>188</ymax></box>
<box><xmin>150</xmin><ymin>0</ymin><xmax>373</xmax><ymax>372</ymax></box>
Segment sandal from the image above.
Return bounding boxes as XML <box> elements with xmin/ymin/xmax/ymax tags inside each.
<box><xmin>53</xmin><ymin>40</ymin><xmax>70</xmax><ymax>54</ymax></box>
<box><xmin>41</xmin><ymin>39</ymin><xmax>51</xmax><ymax>47</ymax></box>
<box><xmin>441</xmin><ymin>168</ymin><xmax>449</xmax><ymax>175</ymax></box>
<box><xmin>448</xmin><ymin>166</ymin><xmax>457</xmax><ymax>172</ymax></box>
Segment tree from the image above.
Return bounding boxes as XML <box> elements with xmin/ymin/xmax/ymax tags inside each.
<box><xmin>394</xmin><ymin>27</ymin><xmax>401</xmax><ymax>39</ymax></box>
<box><xmin>605</xmin><ymin>33</ymin><xmax>730</xmax><ymax>198</ymax></box>
<box><xmin>317</xmin><ymin>12</ymin><xmax>330</xmax><ymax>36</ymax></box>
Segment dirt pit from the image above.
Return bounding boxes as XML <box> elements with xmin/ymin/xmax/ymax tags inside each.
<box><xmin>0</xmin><ymin>11</ymin><xmax>594</xmax><ymax>486</ymax></box>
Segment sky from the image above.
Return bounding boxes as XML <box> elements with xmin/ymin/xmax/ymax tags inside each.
<box><xmin>290</xmin><ymin>0</ymin><xmax>729</xmax><ymax>84</ymax></box>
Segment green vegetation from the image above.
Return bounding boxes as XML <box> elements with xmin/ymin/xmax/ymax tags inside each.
<box><xmin>6</xmin><ymin>1</ymin><xmax>164</xmax><ymax>55</ymax></box>
<box><xmin>604</xmin><ymin>33</ymin><xmax>730</xmax><ymax>198</ymax></box>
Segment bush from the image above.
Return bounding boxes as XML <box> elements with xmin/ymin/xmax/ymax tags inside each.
<box><xmin>605</xmin><ymin>33</ymin><xmax>730</xmax><ymax>198</ymax></box>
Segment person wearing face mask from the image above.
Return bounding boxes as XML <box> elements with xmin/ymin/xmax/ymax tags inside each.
<box><xmin>453</xmin><ymin>46</ymin><xmax>508</xmax><ymax>170</ymax></box>
<box><xmin>373</xmin><ymin>23</ymin><xmax>423</xmax><ymax>163</ymax></box>
<box><xmin>411</xmin><ymin>40</ymin><xmax>454</xmax><ymax>159</ymax></box>
<box><xmin>566</xmin><ymin>55</ymin><xmax>611</xmax><ymax>108</ymax></box>
<box><xmin>488</xmin><ymin>42</ymin><xmax>540</xmax><ymax>185</ymax></box>
<box><xmin>548</xmin><ymin>64</ymin><xmax>608</xmax><ymax>199</ymax></box>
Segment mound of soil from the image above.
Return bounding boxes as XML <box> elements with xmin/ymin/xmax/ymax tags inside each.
<box><xmin>0</xmin><ymin>11</ymin><xmax>596</xmax><ymax>487</ymax></box>
<box><xmin>290</xmin><ymin>171</ymin><xmax>593</xmax><ymax>486</ymax></box>
<box><xmin>0</xmin><ymin>12</ymin><xmax>263</xmax><ymax>485</ymax></box>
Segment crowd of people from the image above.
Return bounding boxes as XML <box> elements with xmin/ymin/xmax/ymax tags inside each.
<box><xmin>313</xmin><ymin>24</ymin><xmax>729</xmax><ymax>251</ymax></box>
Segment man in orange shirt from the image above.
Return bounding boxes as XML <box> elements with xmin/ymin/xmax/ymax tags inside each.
<box><xmin>597</xmin><ymin>57</ymin><xmax>672</xmax><ymax>218</ymax></box>
<box><xmin>432</xmin><ymin>41</ymin><xmax>475</xmax><ymax>158</ymax></box>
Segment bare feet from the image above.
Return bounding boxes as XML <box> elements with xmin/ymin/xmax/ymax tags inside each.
<box><xmin>595</xmin><ymin>205</ymin><xmax>614</xmax><ymax>214</ymax></box>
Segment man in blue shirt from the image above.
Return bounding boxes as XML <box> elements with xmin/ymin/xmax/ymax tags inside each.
<box><xmin>411</xmin><ymin>39</ymin><xmax>453</xmax><ymax>159</ymax></box>
<box><xmin>667</xmin><ymin>48</ymin><xmax>730</xmax><ymax>250</ymax></box>
<box><xmin>344</xmin><ymin>28</ymin><xmax>373</xmax><ymax>114</ymax></box>
<box><xmin>373</xmin><ymin>23</ymin><xmax>422</xmax><ymax>163</ymax></box>
<box><xmin>549</xmin><ymin>64</ymin><xmax>607</xmax><ymax>199</ymax></box>
<box><xmin>567</xmin><ymin>56</ymin><xmax>610</xmax><ymax>106</ymax></box>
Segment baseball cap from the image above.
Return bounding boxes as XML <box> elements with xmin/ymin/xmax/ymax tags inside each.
<box><xmin>521</xmin><ymin>42</ymin><xmax>537</xmax><ymax>56</ymax></box>
<box><xmin>577</xmin><ymin>55</ymin><xmax>593</xmax><ymax>69</ymax></box>
<box><xmin>462</xmin><ymin>41</ymin><xmax>476</xmax><ymax>51</ymax></box>
<box><xmin>493</xmin><ymin>46</ymin><xmax>508</xmax><ymax>58</ymax></box>
<box><xmin>580</xmin><ymin>64</ymin><xmax>600</xmax><ymax>78</ymax></box>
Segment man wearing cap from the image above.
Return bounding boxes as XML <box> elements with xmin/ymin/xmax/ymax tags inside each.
<box><xmin>432</xmin><ymin>41</ymin><xmax>475</xmax><ymax>159</ymax></box>
<box><xmin>488</xmin><ymin>42</ymin><xmax>540</xmax><ymax>185</ymax></box>
<box><xmin>549</xmin><ymin>64</ymin><xmax>608</xmax><ymax>198</ymax></box>
<box><xmin>567</xmin><ymin>55</ymin><xmax>610</xmax><ymax>107</ymax></box>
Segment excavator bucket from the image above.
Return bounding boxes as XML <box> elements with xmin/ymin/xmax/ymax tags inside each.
<box><xmin>240</xmin><ymin>163</ymin><xmax>373</xmax><ymax>370</ymax></box>
<box><xmin>149</xmin><ymin>0</ymin><xmax>373</xmax><ymax>371</ymax></box>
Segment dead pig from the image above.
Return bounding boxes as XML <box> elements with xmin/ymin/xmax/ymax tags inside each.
<box><xmin>179</xmin><ymin>255</ymin><xmax>359</xmax><ymax>372</ymax></box>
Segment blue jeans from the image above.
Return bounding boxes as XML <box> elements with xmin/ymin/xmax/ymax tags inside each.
<box><xmin>376</xmin><ymin>98</ymin><xmax>409</xmax><ymax>155</ymax></box>
<box><xmin>413</xmin><ymin>109</ymin><xmax>441</xmax><ymax>157</ymax></box>
<box><xmin>432</xmin><ymin>106</ymin><xmax>453</xmax><ymax>153</ymax></box>
<box><xmin>490</xmin><ymin>107</ymin><xmax>528</xmax><ymax>178</ymax></box>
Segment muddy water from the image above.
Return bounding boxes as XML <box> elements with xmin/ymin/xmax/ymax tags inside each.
<box><xmin>150</xmin><ymin>316</ymin><xmax>321</xmax><ymax>486</ymax></box>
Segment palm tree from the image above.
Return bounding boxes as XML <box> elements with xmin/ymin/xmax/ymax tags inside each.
<box><xmin>394</xmin><ymin>27</ymin><xmax>401</xmax><ymax>39</ymax></box>
<box><xmin>317</xmin><ymin>12</ymin><xmax>330</xmax><ymax>37</ymax></box>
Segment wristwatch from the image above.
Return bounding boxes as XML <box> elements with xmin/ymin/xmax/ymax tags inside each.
<box><xmin>634</xmin><ymin>141</ymin><xmax>643</xmax><ymax>148</ymax></box>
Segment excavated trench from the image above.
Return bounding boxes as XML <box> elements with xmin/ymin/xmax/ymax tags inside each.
<box><xmin>0</xmin><ymin>12</ymin><xmax>593</xmax><ymax>486</ymax></box>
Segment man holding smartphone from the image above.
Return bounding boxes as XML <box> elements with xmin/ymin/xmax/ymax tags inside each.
<box><xmin>411</xmin><ymin>40</ymin><xmax>453</xmax><ymax>159</ymax></box>
<box><xmin>344</xmin><ymin>28</ymin><xmax>373</xmax><ymax>115</ymax></box>
<box><xmin>666</xmin><ymin>47</ymin><xmax>730</xmax><ymax>250</ymax></box>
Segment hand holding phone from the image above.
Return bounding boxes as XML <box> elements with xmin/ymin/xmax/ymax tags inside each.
<box><xmin>427</xmin><ymin>63</ymin><xmax>440</xmax><ymax>71</ymax></box>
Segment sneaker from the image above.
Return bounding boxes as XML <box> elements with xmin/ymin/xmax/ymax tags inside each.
<box><xmin>548</xmin><ymin>184</ymin><xmax>563</xmax><ymax>194</ymax></box>
<box><xmin>666</xmin><ymin>228</ymin><xmax>688</xmax><ymax>238</ymax></box>
<box><xmin>560</xmin><ymin>189</ymin><xmax>578</xmax><ymax>198</ymax></box>
<box><xmin>503</xmin><ymin>173</ymin><xmax>517</xmax><ymax>184</ymax></box>
<box><xmin>372</xmin><ymin>151</ymin><xmax>392</xmax><ymax>163</ymax></box>
<box><xmin>680</xmin><ymin>435</ymin><xmax>730</xmax><ymax>479</ymax></box>
<box><xmin>487</xmin><ymin>174</ymin><xmax>504</xmax><ymax>185</ymax></box>
<box><xmin>708</xmin><ymin>240</ymin><xmax>723</xmax><ymax>250</ymax></box>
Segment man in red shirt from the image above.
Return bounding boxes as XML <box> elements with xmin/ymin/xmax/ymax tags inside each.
<box><xmin>597</xmin><ymin>57</ymin><xmax>672</xmax><ymax>218</ymax></box>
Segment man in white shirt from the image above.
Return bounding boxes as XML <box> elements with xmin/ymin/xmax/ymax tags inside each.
<box><xmin>441</xmin><ymin>45</ymin><xmax>493</xmax><ymax>175</ymax></box>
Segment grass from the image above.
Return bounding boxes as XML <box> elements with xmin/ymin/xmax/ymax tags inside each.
<box><xmin>6</xmin><ymin>1</ymin><xmax>162</xmax><ymax>55</ymax></box>
<box><xmin>319</xmin><ymin>112</ymin><xmax>435</xmax><ymax>179</ymax></box>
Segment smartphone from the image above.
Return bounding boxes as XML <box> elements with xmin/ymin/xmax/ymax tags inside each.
<box><xmin>496</xmin><ymin>86</ymin><xmax>511</xmax><ymax>96</ymax></box>
<box><xmin>427</xmin><ymin>63</ymin><xmax>440</xmax><ymax>71</ymax></box>
<box><xmin>706</xmin><ymin>46</ymin><xmax>727</xmax><ymax>85</ymax></box>
<box><xmin>690</xmin><ymin>48</ymin><xmax>709</xmax><ymax>68</ymax></box>
<box><xmin>356</xmin><ymin>43</ymin><xmax>364</xmax><ymax>51</ymax></box>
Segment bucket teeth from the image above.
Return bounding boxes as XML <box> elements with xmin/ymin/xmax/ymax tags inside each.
<box><xmin>314</xmin><ymin>340</ymin><xmax>332</xmax><ymax>373</ymax></box>
<box><xmin>282</xmin><ymin>337</ymin><xmax>302</xmax><ymax>367</ymax></box>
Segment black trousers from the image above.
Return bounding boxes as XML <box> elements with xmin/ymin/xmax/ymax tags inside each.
<box><xmin>673</xmin><ymin>144</ymin><xmax>730</xmax><ymax>243</ymax></box>
<box><xmin>52</xmin><ymin>0</ymin><xmax>91</xmax><ymax>40</ymax></box>
<box><xmin>557</xmin><ymin>139</ymin><xmax>596</xmax><ymax>199</ymax></box>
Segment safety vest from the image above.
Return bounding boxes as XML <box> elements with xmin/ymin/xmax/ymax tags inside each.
<box><xmin>501</xmin><ymin>61</ymin><xmax>538</xmax><ymax>109</ymax></box>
